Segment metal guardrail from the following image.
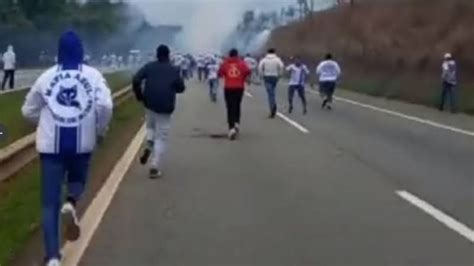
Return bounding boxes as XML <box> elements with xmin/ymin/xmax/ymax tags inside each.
<box><xmin>0</xmin><ymin>86</ymin><xmax>133</xmax><ymax>182</ymax></box>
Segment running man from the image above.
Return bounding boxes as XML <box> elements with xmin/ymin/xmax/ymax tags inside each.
<box><xmin>286</xmin><ymin>58</ymin><xmax>309</xmax><ymax>114</ymax></box>
<box><xmin>244</xmin><ymin>54</ymin><xmax>257</xmax><ymax>85</ymax></box>
<box><xmin>197</xmin><ymin>54</ymin><xmax>206</xmax><ymax>81</ymax></box>
<box><xmin>258</xmin><ymin>48</ymin><xmax>284</xmax><ymax>118</ymax></box>
<box><xmin>316</xmin><ymin>53</ymin><xmax>341</xmax><ymax>110</ymax></box>
<box><xmin>21</xmin><ymin>31</ymin><xmax>113</xmax><ymax>266</ymax></box>
<box><xmin>133</xmin><ymin>45</ymin><xmax>186</xmax><ymax>179</ymax></box>
<box><xmin>207</xmin><ymin>59</ymin><xmax>220</xmax><ymax>102</ymax></box>
<box><xmin>218</xmin><ymin>48</ymin><xmax>251</xmax><ymax>140</ymax></box>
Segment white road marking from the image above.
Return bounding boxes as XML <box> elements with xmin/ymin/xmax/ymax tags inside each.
<box><xmin>307</xmin><ymin>89</ymin><xmax>474</xmax><ymax>137</ymax></box>
<box><xmin>396</xmin><ymin>190</ymin><xmax>474</xmax><ymax>243</ymax></box>
<box><xmin>62</xmin><ymin>125</ymin><xmax>146</xmax><ymax>266</ymax></box>
<box><xmin>245</xmin><ymin>90</ymin><xmax>308</xmax><ymax>134</ymax></box>
<box><xmin>276</xmin><ymin>112</ymin><xmax>310</xmax><ymax>134</ymax></box>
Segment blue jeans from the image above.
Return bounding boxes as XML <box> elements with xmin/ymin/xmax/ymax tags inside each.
<box><xmin>40</xmin><ymin>153</ymin><xmax>91</xmax><ymax>260</ymax></box>
<box><xmin>439</xmin><ymin>81</ymin><xmax>457</xmax><ymax>112</ymax></box>
<box><xmin>264</xmin><ymin>76</ymin><xmax>279</xmax><ymax>112</ymax></box>
<box><xmin>288</xmin><ymin>85</ymin><xmax>307</xmax><ymax>109</ymax></box>
<box><xmin>209</xmin><ymin>78</ymin><xmax>218</xmax><ymax>102</ymax></box>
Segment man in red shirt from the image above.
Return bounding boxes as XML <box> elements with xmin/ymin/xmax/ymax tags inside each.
<box><xmin>218</xmin><ymin>48</ymin><xmax>251</xmax><ymax>140</ymax></box>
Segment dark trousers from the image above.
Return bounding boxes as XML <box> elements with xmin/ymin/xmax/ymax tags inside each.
<box><xmin>40</xmin><ymin>153</ymin><xmax>91</xmax><ymax>260</ymax></box>
<box><xmin>319</xmin><ymin>81</ymin><xmax>336</xmax><ymax>103</ymax></box>
<box><xmin>439</xmin><ymin>81</ymin><xmax>457</xmax><ymax>113</ymax></box>
<box><xmin>224</xmin><ymin>89</ymin><xmax>244</xmax><ymax>129</ymax></box>
<box><xmin>198</xmin><ymin>67</ymin><xmax>206</xmax><ymax>81</ymax></box>
<box><xmin>2</xmin><ymin>69</ymin><xmax>15</xmax><ymax>90</ymax></box>
<box><xmin>288</xmin><ymin>85</ymin><xmax>307</xmax><ymax>109</ymax></box>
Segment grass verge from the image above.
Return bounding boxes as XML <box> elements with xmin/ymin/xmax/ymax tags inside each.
<box><xmin>0</xmin><ymin>70</ymin><xmax>132</xmax><ymax>149</ymax></box>
<box><xmin>0</xmin><ymin>96</ymin><xmax>143</xmax><ymax>265</ymax></box>
<box><xmin>340</xmin><ymin>70</ymin><xmax>474</xmax><ymax>114</ymax></box>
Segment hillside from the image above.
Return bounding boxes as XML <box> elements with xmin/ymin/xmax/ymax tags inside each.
<box><xmin>267</xmin><ymin>0</ymin><xmax>474</xmax><ymax>113</ymax></box>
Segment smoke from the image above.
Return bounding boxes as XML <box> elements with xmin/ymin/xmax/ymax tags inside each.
<box><xmin>126</xmin><ymin>0</ymin><xmax>293</xmax><ymax>53</ymax></box>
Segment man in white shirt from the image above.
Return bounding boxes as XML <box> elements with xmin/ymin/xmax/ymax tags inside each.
<box><xmin>439</xmin><ymin>53</ymin><xmax>457</xmax><ymax>113</ymax></box>
<box><xmin>244</xmin><ymin>54</ymin><xmax>257</xmax><ymax>85</ymax></box>
<box><xmin>207</xmin><ymin>59</ymin><xmax>220</xmax><ymax>102</ymax></box>
<box><xmin>2</xmin><ymin>45</ymin><xmax>16</xmax><ymax>90</ymax></box>
<box><xmin>258</xmin><ymin>48</ymin><xmax>285</xmax><ymax>118</ymax></box>
<box><xmin>286</xmin><ymin>58</ymin><xmax>309</xmax><ymax>114</ymax></box>
<box><xmin>21</xmin><ymin>31</ymin><xmax>113</xmax><ymax>266</ymax></box>
<box><xmin>316</xmin><ymin>53</ymin><xmax>341</xmax><ymax>110</ymax></box>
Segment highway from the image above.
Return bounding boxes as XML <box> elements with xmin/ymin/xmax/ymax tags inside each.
<box><xmin>65</xmin><ymin>79</ymin><xmax>473</xmax><ymax>265</ymax></box>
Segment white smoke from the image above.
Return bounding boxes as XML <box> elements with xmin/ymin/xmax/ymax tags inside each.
<box><xmin>126</xmin><ymin>0</ymin><xmax>293</xmax><ymax>53</ymax></box>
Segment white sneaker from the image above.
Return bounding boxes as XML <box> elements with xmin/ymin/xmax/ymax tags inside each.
<box><xmin>228</xmin><ymin>128</ymin><xmax>237</xmax><ymax>140</ymax></box>
<box><xmin>61</xmin><ymin>202</ymin><xmax>81</xmax><ymax>241</ymax></box>
<box><xmin>46</xmin><ymin>258</ymin><xmax>61</xmax><ymax>266</ymax></box>
<box><xmin>234</xmin><ymin>123</ymin><xmax>240</xmax><ymax>133</ymax></box>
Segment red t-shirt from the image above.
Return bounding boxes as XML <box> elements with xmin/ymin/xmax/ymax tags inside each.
<box><xmin>218</xmin><ymin>57</ymin><xmax>251</xmax><ymax>90</ymax></box>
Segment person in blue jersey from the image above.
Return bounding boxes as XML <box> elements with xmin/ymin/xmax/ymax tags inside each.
<box><xmin>286</xmin><ymin>57</ymin><xmax>309</xmax><ymax>114</ymax></box>
<box><xmin>21</xmin><ymin>31</ymin><xmax>113</xmax><ymax>266</ymax></box>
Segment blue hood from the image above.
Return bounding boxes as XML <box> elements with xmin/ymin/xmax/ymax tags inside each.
<box><xmin>58</xmin><ymin>31</ymin><xmax>84</xmax><ymax>70</ymax></box>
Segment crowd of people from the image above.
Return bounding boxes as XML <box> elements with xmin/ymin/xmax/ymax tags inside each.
<box><xmin>14</xmin><ymin>27</ymin><xmax>460</xmax><ymax>265</ymax></box>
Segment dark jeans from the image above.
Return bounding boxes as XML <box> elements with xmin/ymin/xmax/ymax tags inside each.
<box><xmin>319</xmin><ymin>81</ymin><xmax>336</xmax><ymax>103</ymax></box>
<box><xmin>288</xmin><ymin>85</ymin><xmax>307</xmax><ymax>109</ymax></box>
<box><xmin>198</xmin><ymin>67</ymin><xmax>206</xmax><ymax>81</ymax></box>
<box><xmin>40</xmin><ymin>153</ymin><xmax>91</xmax><ymax>260</ymax></box>
<box><xmin>439</xmin><ymin>81</ymin><xmax>457</xmax><ymax>112</ymax></box>
<box><xmin>224</xmin><ymin>89</ymin><xmax>244</xmax><ymax>129</ymax></box>
<box><xmin>2</xmin><ymin>69</ymin><xmax>15</xmax><ymax>90</ymax></box>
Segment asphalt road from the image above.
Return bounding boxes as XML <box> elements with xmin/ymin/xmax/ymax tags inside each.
<box><xmin>79</xmin><ymin>79</ymin><xmax>473</xmax><ymax>266</ymax></box>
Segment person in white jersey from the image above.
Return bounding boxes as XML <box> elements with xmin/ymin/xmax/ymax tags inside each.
<box><xmin>286</xmin><ymin>57</ymin><xmax>309</xmax><ymax>114</ymax></box>
<box><xmin>316</xmin><ymin>53</ymin><xmax>341</xmax><ymax>110</ymax></box>
<box><xmin>21</xmin><ymin>31</ymin><xmax>113</xmax><ymax>266</ymax></box>
<box><xmin>207</xmin><ymin>58</ymin><xmax>220</xmax><ymax>102</ymax></box>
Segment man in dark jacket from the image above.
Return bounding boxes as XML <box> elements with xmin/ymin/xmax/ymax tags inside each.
<box><xmin>133</xmin><ymin>44</ymin><xmax>185</xmax><ymax>179</ymax></box>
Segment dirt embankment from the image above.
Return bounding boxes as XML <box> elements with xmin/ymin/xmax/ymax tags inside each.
<box><xmin>267</xmin><ymin>0</ymin><xmax>474</xmax><ymax>113</ymax></box>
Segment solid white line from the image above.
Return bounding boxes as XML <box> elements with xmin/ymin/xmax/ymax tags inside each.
<box><xmin>62</xmin><ymin>124</ymin><xmax>146</xmax><ymax>266</ymax></box>
<box><xmin>307</xmin><ymin>89</ymin><xmax>474</xmax><ymax>137</ymax></box>
<box><xmin>396</xmin><ymin>190</ymin><xmax>474</xmax><ymax>243</ymax></box>
<box><xmin>276</xmin><ymin>112</ymin><xmax>310</xmax><ymax>134</ymax></box>
<box><xmin>335</xmin><ymin>96</ymin><xmax>474</xmax><ymax>137</ymax></box>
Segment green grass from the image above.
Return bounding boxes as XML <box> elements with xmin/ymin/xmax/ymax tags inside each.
<box><xmin>0</xmin><ymin>71</ymin><xmax>132</xmax><ymax>149</ymax></box>
<box><xmin>341</xmin><ymin>71</ymin><xmax>474</xmax><ymax>114</ymax></box>
<box><xmin>0</xmin><ymin>97</ymin><xmax>143</xmax><ymax>265</ymax></box>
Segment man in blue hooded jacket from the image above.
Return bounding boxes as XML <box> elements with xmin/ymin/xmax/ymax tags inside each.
<box><xmin>22</xmin><ymin>31</ymin><xmax>113</xmax><ymax>266</ymax></box>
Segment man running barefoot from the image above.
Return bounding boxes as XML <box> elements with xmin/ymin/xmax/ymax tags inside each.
<box><xmin>22</xmin><ymin>31</ymin><xmax>113</xmax><ymax>266</ymax></box>
<box><xmin>316</xmin><ymin>53</ymin><xmax>341</xmax><ymax>110</ymax></box>
<box><xmin>218</xmin><ymin>48</ymin><xmax>251</xmax><ymax>140</ymax></box>
<box><xmin>286</xmin><ymin>57</ymin><xmax>309</xmax><ymax>114</ymax></box>
<box><xmin>133</xmin><ymin>45</ymin><xmax>186</xmax><ymax>179</ymax></box>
